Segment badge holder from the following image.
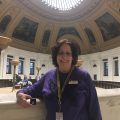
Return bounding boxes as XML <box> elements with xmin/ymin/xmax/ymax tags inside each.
<box><xmin>56</xmin><ymin>112</ymin><xmax>63</xmax><ymax>120</ymax></box>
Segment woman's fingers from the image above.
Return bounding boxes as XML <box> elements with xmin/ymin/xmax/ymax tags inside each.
<box><xmin>25</xmin><ymin>94</ymin><xmax>32</xmax><ymax>99</ymax></box>
<box><xmin>20</xmin><ymin>99</ymin><xmax>32</xmax><ymax>108</ymax></box>
<box><xmin>17</xmin><ymin>93</ymin><xmax>32</xmax><ymax>108</ymax></box>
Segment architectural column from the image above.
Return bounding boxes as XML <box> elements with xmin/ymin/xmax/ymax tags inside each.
<box><xmin>108</xmin><ymin>57</ymin><xmax>113</xmax><ymax>81</ymax></box>
<box><xmin>36</xmin><ymin>67</ymin><xmax>41</xmax><ymax>76</ymax></box>
<box><xmin>11</xmin><ymin>59</ymin><xmax>19</xmax><ymax>92</ymax></box>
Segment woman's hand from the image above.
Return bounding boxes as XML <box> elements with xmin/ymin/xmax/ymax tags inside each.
<box><xmin>16</xmin><ymin>93</ymin><xmax>32</xmax><ymax>108</ymax></box>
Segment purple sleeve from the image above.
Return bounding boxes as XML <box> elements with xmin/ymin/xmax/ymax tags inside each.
<box><xmin>86</xmin><ymin>73</ymin><xmax>102</xmax><ymax>120</ymax></box>
<box><xmin>17</xmin><ymin>76</ymin><xmax>45</xmax><ymax>98</ymax></box>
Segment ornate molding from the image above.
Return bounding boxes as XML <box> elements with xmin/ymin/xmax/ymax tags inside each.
<box><xmin>107</xmin><ymin>0</ymin><xmax>120</xmax><ymax>13</ymax></box>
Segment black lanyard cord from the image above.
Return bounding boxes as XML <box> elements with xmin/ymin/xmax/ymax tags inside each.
<box><xmin>57</xmin><ymin>66</ymin><xmax>74</xmax><ymax>111</ymax></box>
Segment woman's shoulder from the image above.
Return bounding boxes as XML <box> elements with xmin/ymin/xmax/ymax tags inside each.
<box><xmin>42</xmin><ymin>68</ymin><xmax>56</xmax><ymax>78</ymax></box>
<box><xmin>45</xmin><ymin>68</ymin><xmax>56</xmax><ymax>74</ymax></box>
<box><xmin>75</xmin><ymin>67</ymin><xmax>89</xmax><ymax>76</ymax></box>
<box><xmin>74</xmin><ymin>67</ymin><xmax>92</xmax><ymax>84</ymax></box>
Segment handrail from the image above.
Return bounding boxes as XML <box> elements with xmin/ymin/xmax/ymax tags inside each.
<box><xmin>93</xmin><ymin>80</ymin><xmax>120</xmax><ymax>89</ymax></box>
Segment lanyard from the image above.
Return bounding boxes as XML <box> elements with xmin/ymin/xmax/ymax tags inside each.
<box><xmin>57</xmin><ymin>66</ymin><xmax>74</xmax><ymax>112</ymax></box>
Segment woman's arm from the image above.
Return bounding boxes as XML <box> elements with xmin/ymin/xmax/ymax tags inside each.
<box><xmin>16</xmin><ymin>76</ymin><xmax>45</xmax><ymax>107</ymax></box>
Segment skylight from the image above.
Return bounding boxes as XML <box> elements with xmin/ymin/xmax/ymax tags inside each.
<box><xmin>41</xmin><ymin>0</ymin><xmax>84</xmax><ymax>11</ymax></box>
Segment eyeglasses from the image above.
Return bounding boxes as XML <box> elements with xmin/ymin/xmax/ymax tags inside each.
<box><xmin>58</xmin><ymin>52</ymin><xmax>72</xmax><ymax>57</ymax></box>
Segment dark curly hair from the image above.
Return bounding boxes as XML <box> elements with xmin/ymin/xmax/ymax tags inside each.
<box><xmin>51</xmin><ymin>39</ymin><xmax>81</xmax><ymax>67</ymax></box>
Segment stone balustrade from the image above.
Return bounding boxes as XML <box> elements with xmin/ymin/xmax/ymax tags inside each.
<box><xmin>0</xmin><ymin>88</ymin><xmax>120</xmax><ymax>120</ymax></box>
<box><xmin>0</xmin><ymin>100</ymin><xmax>46</xmax><ymax>120</ymax></box>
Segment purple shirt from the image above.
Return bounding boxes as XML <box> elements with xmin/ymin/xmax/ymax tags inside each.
<box><xmin>17</xmin><ymin>67</ymin><xmax>102</xmax><ymax>120</ymax></box>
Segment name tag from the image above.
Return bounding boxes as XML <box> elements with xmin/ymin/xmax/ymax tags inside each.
<box><xmin>56</xmin><ymin>112</ymin><xmax>63</xmax><ymax>120</ymax></box>
<box><xmin>68</xmin><ymin>80</ymin><xmax>78</xmax><ymax>84</ymax></box>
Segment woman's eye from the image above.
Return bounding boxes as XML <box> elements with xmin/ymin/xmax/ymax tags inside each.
<box><xmin>58</xmin><ymin>52</ymin><xmax>72</xmax><ymax>56</ymax></box>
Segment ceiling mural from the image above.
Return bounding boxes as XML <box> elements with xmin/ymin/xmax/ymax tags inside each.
<box><xmin>95</xmin><ymin>12</ymin><xmax>120</xmax><ymax>41</ymax></box>
<box><xmin>0</xmin><ymin>15</ymin><xmax>11</xmax><ymax>33</ymax></box>
<box><xmin>56</xmin><ymin>27</ymin><xmax>81</xmax><ymax>40</ymax></box>
<box><xmin>42</xmin><ymin>30</ymin><xmax>51</xmax><ymax>47</ymax></box>
<box><xmin>12</xmin><ymin>17</ymin><xmax>38</xmax><ymax>43</ymax></box>
<box><xmin>84</xmin><ymin>28</ymin><xmax>96</xmax><ymax>45</ymax></box>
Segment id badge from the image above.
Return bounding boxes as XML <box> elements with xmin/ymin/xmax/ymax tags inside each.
<box><xmin>56</xmin><ymin>112</ymin><xmax>63</xmax><ymax>120</ymax></box>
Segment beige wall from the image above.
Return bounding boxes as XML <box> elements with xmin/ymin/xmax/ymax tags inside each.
<box><xmin>0</xmin><ymin>46</ymin><xmax>120</xmax><ymax>81</ymax></box>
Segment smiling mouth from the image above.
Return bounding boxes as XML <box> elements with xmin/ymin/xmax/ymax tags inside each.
<box><xmin>62</xmin><ymin>62</ymin><xmax>67</xmax><ymax>64</ymax></box>
<box><xmin>61</xmin><ymin>62</ymin><xmax>68</xmax><ymax>64</ymax></box>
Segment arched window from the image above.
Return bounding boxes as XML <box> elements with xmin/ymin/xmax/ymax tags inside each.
<box><xmin>0</xmin><ymin>15</ymin><xmax>11</xmax><ymax>33</ymax></box>
<box><xmin>42</xmin><ymin>30</ymin><xmax>51</xmax><ymax>46</ymax></box>
<box><xmin>85</xmin><ymin>28</ymin><xmax>96</xmax><ymax>45</ymax></box>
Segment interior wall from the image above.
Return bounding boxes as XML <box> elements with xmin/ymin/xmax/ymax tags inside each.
<box><xmin>80</xmin><ymin>47</ymin><xmax>120</xmax><ymax>81</ymax></box>
<box><xmin>0</xmin><ymin>46</ymin><xmax>120</xmax><ymax>81</ymax></box>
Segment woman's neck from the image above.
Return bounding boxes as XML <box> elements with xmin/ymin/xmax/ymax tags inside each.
<box><xmin>58</xmin><ymin>66</ymin><xmax>72</xmax><ymax>73</ymax></box>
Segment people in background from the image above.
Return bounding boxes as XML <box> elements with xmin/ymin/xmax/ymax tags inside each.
<box><xmin>17</xmin><ymin>74</ymin><xmax>32</xmax><ymax>88</ymax></box>
<box><xmin>16</xmin><ymin>39</ymin><xmax>102</xmax><ymax>120</ymax></box>
<box><xmin>28</xmin><ymin>75</ymin><xmax>32</xmax><ymax>81</ymax></box>
<box><xmin>15</xmin><ymin>74</ymin><xmax>22</xmax><ymax>84</ymax></box>
<box><xmin>41</xmin><ymin>73</ymin><xmax>44</xmax><ymax>77</ymax></box>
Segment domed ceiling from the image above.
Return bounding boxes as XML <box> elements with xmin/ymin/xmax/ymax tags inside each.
<box><xmin>0</xmin><ymin>0</ymin><xmax>120</xmax><ymax>54</ymax></box>
<box><xmin>17</xmin><ymin>0</ymin><xmax>101</xmax><ymax>21</ymax></box>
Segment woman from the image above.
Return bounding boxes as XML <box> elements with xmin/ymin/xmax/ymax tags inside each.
<box><xmin>16</xmin><ymin>39</ymin><xmax>102</xmax><ymax>120</ymax></box>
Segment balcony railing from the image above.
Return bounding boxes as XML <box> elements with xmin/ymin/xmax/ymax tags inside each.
<box><xmin>93</xmin><ymin>80</ymin><xmax>120</xmax><ymax>89</ymax></box>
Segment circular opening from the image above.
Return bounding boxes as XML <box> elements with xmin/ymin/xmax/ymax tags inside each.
<box><xmin>41</xmin><ymin>0</ymin><xmax>84</xmax><ymax>11</ymax></box>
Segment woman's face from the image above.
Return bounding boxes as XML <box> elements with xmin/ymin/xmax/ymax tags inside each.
<box><xmin>57</xmin><ymin>43</ymin><xmax>73</xmax><ymax>73</ymax></box>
